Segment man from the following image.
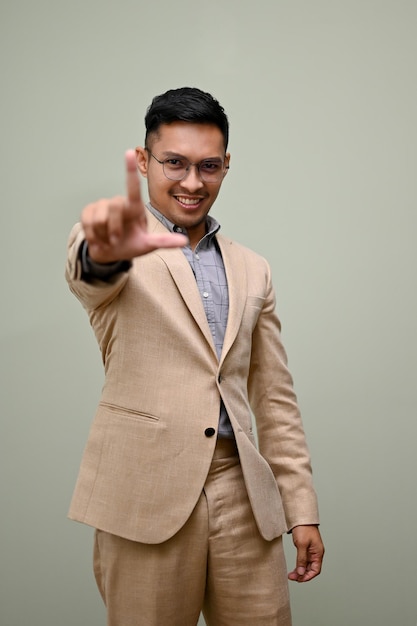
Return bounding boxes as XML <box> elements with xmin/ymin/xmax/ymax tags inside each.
<box><xmin>66</xmin><ymin>87</ymin><xmax>324</xmax><ymax>626</ymax></box>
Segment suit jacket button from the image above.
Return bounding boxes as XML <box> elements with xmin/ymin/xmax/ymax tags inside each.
<box><xmin>204</xmin><ymin>427</ymin><xmax>216</xmax><ymax>437</ymax></box>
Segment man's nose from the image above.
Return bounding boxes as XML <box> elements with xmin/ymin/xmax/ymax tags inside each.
<box><xmin>180</xmin><ymin>164</ymin><xmax>204</xmax><ymax>191</ymax></box>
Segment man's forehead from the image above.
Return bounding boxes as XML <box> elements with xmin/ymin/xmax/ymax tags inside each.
<box><xmin>148</xmin><ymin>121</ymin><xmax>225</xmax><ymax>153</ymax></box>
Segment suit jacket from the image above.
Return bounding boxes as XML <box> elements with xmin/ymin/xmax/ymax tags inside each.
<box><xmin>66</xmin><ymin>209</ymin><xmax>319</xmax><ymax>544</ymax></box>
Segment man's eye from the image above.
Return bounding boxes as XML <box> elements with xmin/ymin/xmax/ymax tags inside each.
<box><xmin>166</xmin><ymin>158</ymin><xmax>185</xmax><ymax>168</ymax></box>
<box><xmin>200</xmin><ymin>160</ymin><xmax>222</xmax><ymax>172</ymax></box>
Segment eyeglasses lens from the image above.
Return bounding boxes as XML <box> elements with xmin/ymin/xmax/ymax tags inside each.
<box><xmin>163</xmin><ymin>158</ymin><xmax>224</xmax><ymax>183</ymax></box>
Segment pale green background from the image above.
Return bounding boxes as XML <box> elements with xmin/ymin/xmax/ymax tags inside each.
<box><xmin>1</xmin><ymin>1</ymin><xmax>416</xmax><ymax>625</ymax></box>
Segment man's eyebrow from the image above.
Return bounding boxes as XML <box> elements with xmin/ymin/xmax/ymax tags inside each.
<box><xmin>160</xmin><ymin>151</ymin><xmax>186</xmax><ymax>158</ymax></box>
<box><xmin>160</xmin><ymin>151</ymin><xmax>223</xmax><ymax>160</ymax></box>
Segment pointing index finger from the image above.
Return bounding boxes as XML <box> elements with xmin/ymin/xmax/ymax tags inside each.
<box><xmin>125</xmin><ymin>149</ymin><xmax>142</xmax><ymax>206</ymax></box>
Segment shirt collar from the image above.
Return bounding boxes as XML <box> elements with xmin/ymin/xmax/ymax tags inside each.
<box><xmin>146</xmin><ymin>202</ymin><xmax>221</xmax><ymax>248</ymax></box>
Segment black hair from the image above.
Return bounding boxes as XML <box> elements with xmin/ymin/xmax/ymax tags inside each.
<box><xmin>144</xmin><ymin>87</ymin><xmax>229</xmax><ymax>150</ymax></box>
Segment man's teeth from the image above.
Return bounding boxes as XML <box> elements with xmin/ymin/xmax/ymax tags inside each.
<box><xmin>176</xmin><ymin>197</ymin><xmax>200</xmax><ymax>205</ymax></box>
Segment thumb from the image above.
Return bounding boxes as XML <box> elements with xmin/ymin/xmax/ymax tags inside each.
<box><xmin>295</xmin><ymin>544</ymin><xmax>308</xmax><ymax>576</ymax></box>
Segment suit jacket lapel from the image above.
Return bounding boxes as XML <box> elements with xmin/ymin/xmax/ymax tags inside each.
<box><xmin>146</xmin><ymin>210</ymin><xmax>248</xmax><ymax>362</ymax></box>
<box><xmin>147</xmin><ymin>210</ymin><xmax>217</xmax><ymax>356</ymax></box>
<box><xmin>216</xmin><ymin>234</ymin><xmax>248</xmax><ymax>364</ymax></box>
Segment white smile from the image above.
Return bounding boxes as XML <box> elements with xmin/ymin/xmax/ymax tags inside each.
<box><xmin>175</xmin><ymin>196</ymin><xmax>202</xmax><ymax>207</ymax></box>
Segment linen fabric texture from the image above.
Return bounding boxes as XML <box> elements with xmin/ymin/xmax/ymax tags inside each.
<box><xmin>66</xmin><ymin>208</ymin><xmax>319</xmax><ymax>545</ymax></box>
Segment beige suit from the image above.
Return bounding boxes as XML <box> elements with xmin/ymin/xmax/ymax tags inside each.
<box><xmin>66</xmin><ymin>209</ymin><xmax>319</xmax><ymax>545</ymax></box>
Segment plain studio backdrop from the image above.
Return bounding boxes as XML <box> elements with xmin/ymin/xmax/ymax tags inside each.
<box><xmin>1</xmin><ymin>1</ymin><xmax>416</xmax><ymax>625</ymax></box>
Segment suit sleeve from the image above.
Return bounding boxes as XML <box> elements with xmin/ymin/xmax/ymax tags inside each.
<box><xmin>65</xmin><ymin>222</ymin><xmax>130</xmax><ymax>312</ymax></box>
<box><xmin>247</xmin><ymin>263</ymin><xmax>320</xmax><ymax>530</ymax></box>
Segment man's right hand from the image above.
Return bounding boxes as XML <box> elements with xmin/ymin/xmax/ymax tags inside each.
<box><xmin>81</xmin><ymin>150</ymin><xmax>188</xmax><ymax>264</ymax></box>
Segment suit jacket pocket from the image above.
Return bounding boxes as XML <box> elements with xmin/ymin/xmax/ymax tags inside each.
<box><xmin>99</xmin><ymin>401</ymin><xmax>160</xmax><ymax>423</ymax></box>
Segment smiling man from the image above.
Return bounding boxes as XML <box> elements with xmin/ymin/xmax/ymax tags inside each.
<box><xmin>66</xmin><ymin>87</ymin><xmax>324</xmax><ymax>626</ymax></box>
<box><xmin>138</xmin><ymin>122</ymin><xmax>229</xmax><ymax>246</ymax></box>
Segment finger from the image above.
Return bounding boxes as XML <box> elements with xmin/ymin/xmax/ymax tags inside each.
<box><xmin>81</xmin><ymin>201</ymin><xmax>98</xmax><ymax>244</ymax></box>
<box><xmin>107</xmin><ymin>196</ymin><xmax>129</xmax><ymax>244</ymax></box>
<box><xmin>295</xmin><ymin>544</ymin><xmax>308</xmax><ymax>577</ymax></box>
<box><xmin>138</xmin><ymin>231</ymin><xmax>189</xmax><ymax>255</ymax></box>
<box><xmin>288</xmin><ymin>569</ymin><xmax>300</xmax><ymax>582</ymax></box>
<box><xmin>125</xmin><ymin>149</ymin><xmax>142</xmax><ymax>206</ymax></box>
<box><xmin>287</xmin><ymin>544</ymin><xmax>308</xmax><ymax>583</ymax></box>
<box><xmin>303</xmin><ymin>560</ymin><xmax>322</xmax><ymax>581</ymax></box>
<box><xmin>289</xmin><ymin>559</ymin><xmax>321</xmax><ymax>583</ymax></box>
<box><xmin>307</xmin><ymin>548</ymin><xmax>324</xmax><ymax>579</ymax></box>
<box><xmin>86</xmin><ymin>196</ymin><xmax>126</xmax><ymax>244</ymax></box>
<box><xmin>82</xmin><ymin>199</ymin><xmax>112</xmax><ymax>245</ymax></box>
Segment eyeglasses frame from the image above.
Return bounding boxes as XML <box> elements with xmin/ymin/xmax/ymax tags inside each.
<box><xmin>145</xmin><ymin>148</ymin><xmax>230</xmax><ymax>183</ymax></box>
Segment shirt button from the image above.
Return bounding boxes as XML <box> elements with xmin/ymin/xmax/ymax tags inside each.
<box><xmin>195</xmin><ymin>253</ymin><xmax>200</xmax><ymax>260</ymax></box>
<box><xmin>204</xmin><ymin>428</ymin><xmax>216</xmax><ymax>437</ymax></box>
<box><xmin>173</xmin><ymin>225</ymin><xmax>183</xmax><ymax>233</ymax></box>
<box><xmin>203</xmin><ymin>292</ymin><xmax>209</xmax><ymax>298</ymax></box>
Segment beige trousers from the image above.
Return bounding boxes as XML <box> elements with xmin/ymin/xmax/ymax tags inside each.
<box><xmin>93</xmin><ymin>440</ymin><xmax>291</xmax><ymax>626</ymax></box>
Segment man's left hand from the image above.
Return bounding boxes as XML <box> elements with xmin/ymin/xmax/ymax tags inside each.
<box><xmin>288</xmin><ymin>525</ymin><xmax>324</xmax><ymax>583</ymax></box>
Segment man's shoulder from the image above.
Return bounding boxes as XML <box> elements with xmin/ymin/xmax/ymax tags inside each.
<box><xmin>216</xmin><ymin>233</ymin><xmax>269</xmax><ymax>267</ymax></box>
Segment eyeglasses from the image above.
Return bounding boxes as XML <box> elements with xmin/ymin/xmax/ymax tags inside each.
<box><xmin>146</xmin><ymin>149</ymin><xmax>229</xmax><ymax>183</ymax></box>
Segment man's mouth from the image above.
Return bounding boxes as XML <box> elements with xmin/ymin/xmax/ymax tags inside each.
<box><xmin>174</xmin><ymin>195</ymin><xmax>203</xmax><ymax>208</ymax></box>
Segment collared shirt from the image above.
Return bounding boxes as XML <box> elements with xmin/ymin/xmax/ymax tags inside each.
<box><xmin>81</xmin><ymin>204</ymin><xmax>233</xmax><ymax>438</ymax></box>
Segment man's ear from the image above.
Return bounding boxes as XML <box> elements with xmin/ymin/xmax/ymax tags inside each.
<box><xmin>224</xmin><ymin>152</ymin><xmax>231</xmax><ymax>176</ymax></box>
<box><xmin>135</xmin><ymin>147</ymin><xmax>148</xmax><ymax>177</ymax></box>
